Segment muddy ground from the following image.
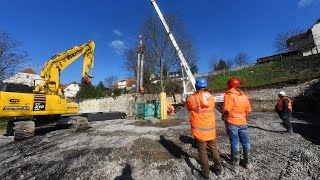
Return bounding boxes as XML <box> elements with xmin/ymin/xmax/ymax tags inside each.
<box><xmin>0</xmin><ymin>112</ymin><xmax>319</xmax><ymax>180</ymax></box>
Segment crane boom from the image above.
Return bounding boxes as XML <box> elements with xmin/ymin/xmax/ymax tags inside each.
<box><xmin>150</xmin><ymin>0</ymin><xmax>196</xmax><ymax>91</ymax></box>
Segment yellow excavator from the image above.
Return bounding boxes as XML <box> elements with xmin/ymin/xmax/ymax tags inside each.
<box><xmin>0</xmin><ymin>40</ymin><xmax>95</xmax><ymax>140</ymax></box>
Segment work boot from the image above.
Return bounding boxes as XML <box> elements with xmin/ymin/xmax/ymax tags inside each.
<box><xmin>231</xmin><ymin>152</ymin><xmax>240</xmax><ymax>173</ymax></box>
<box><xmin>214</xmin><ymin>169</ymin><xmax>223</xmax><ymax>178</ymax></box>
<box><xmin>192</xmin><ymin>169</ymin><xmax>209</xmax><ymax>180</ymax></box>
<box><xmin>287</xmin><ymin>128</ymin><xmax>293</xmax><ymax>134</ymax></box>
<box><xmin>243</xmin><ymin>150</ymin><xmax>253</xmax><ymax>171</ymax></box>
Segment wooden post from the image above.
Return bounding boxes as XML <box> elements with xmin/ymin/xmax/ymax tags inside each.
<box><xmin>160</xmin><ymin>92</ymin><xmax>167</xmax><ymax>120</ymax></box>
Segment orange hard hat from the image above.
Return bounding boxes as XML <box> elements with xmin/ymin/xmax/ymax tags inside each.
<box><xmin>227</xmin><ymin>78</ymin><xmax>240</xmax><ymax>88</ymax></box>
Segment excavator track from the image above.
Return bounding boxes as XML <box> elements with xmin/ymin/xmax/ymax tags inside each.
<box><xmin>14</xmin><ymin>121</ymin><xmax>35</xmax><ymax>141</ymax></box>
<box><xmin>71</xmin><ymin>116</ymin><xmax>91</xmax><ymax>131</ymax></box>
<box><xmin>56</xmin><ymin>116</ymin><xmax>90</xmax><ymax>131</ymax></box>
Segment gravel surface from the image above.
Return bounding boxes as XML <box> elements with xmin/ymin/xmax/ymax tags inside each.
<box><xmin>0</xmin><ymin>112</ymin><xmax>319</xmax><ymax>180</ymax></box>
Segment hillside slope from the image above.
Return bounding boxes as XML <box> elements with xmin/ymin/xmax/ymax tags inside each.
<box><xmin>207</xmin><ymin>54</ymin><xmax>320</xmax><ymax>90</ymax></box>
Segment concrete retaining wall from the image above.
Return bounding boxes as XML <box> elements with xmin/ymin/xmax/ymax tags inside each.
<box><xmin>79</xmin><ymin>79</ymin><xmax>320</xmax><ymax>115</ymax></box>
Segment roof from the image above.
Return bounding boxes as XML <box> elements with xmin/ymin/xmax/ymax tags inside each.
<box><xmin>21</xmin><ymin>68</ymin><xmax>37</xmax><ymax>75</ymax></box>
<box><xmin>287</xmin><ymin>18</ymin><xmax>320</xmax><ymax>43</ymax></box>
<box><xmin>60</xmin><ymin>84</ymin><xmax>68</xmax><ymax>89</ymax></box>
<box><xmin>286</xmin><ymin>30</ymin><xmax>311</xmax><ymax>43</ymax></box>
<box><xmin>311</xmin><ymin>18</ymin><xmax>320</xmax><ymax>28</ymax></box>
<box><xmin>126</xmin><ymin>78</ymin><xmax>136</xmax><ymax>86</ymax></box>
<box><xmin>69</xmin><ymin>81</ymin><xmax>78</xmax><ymax>84</ymax></box>
<box><xmin>60</xmin><ymin>81</ymin><xmax>79</xmax><ymax>89</ymax></box>
<box><xmin>114</xmin><ymin>78</ymin><xmax>136</xmax><ymax>87</ymax></box>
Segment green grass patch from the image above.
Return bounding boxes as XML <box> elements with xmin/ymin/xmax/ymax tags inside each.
<box><xmin>207</xmin><ymin>54</ymin><xmax>320</xmax><ymax>90</ymax></box>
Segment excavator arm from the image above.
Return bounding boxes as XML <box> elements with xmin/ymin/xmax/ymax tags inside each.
<box><xmin>34</xmin><ymin>40</ymin><xmax>95</xmax><ymax>96</ymax></box>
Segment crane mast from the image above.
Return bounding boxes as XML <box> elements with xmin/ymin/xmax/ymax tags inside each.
<box><xmin>150</xmin><ymin>0</ymin><xmax>196</xmax><ymax>92</ymax></box>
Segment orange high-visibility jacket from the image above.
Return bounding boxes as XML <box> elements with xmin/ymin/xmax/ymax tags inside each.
<box><xmin>186</xmin><ymin>90</ymin><xmax>216</xmax><ymax>141</ymax></box>
<box><xmin>277</xmin><ymin>97</ymin><xmax>292</xmax><ymax>111</ymax></box>
<box><xmin>223</xmin><ymin>88</ymin><xmax>251</xmax><ymax>126</ymax></box>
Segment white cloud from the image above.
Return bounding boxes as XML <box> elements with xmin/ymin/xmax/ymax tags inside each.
<box><xmin>298</xmin><ymin>0</ymin><xmax>315</xmax><ymax>8</ymax></box>
<box><xmin>113</xmin><ymin>29</ymin><xmax>123</xmax><ymax>36</ymax></box>
<box><xmin>110</xmin><ymin>40</ymin><xmax>126</xmax><ymax>54</ymax></box>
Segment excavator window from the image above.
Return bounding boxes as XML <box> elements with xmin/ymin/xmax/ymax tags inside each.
<box><xmin>0</xmin><ymin>83</ymin><xmax>33</xmax><ymax>93</ymax></box>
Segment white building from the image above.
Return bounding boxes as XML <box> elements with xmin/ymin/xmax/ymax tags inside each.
<box><xmin>287</xmin><ymin>19</ymin><xmax>320</xmax><ymax>56</ymax></box>
<box><xmin>114</xmin><ymin>78</ymin><xmax>136</xmax><ymax>90</ymax></box>
<box><xmin>60</xmin><ymin>81</ymin><xmax>80</xmax><ymax>98</ymax></box>
<box><xmin>3</xmin><ymin>68</ymin><xmax>41</xmax><ymax>86</ymax></box>
<box><xmin>311</xmin><ymin>19</ymin><xmax>320</xmax><ymax>55</ymax></box>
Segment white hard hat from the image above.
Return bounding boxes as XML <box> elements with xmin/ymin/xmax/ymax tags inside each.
<box><xmin>278</xmin><ymin>91</ymin><xmax>286</xmax><ymax>96</ymax></box>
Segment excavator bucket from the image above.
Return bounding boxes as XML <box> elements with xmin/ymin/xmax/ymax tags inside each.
<box><xmin>83</xmin><ymin>76</ymin><xmax>91</xmax><ymax>85</ymax></box>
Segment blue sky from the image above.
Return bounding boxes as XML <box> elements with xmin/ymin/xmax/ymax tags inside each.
<box><xmin>0</xmin><ymin>0</ymin><xmax>319</xmax><ymax>85</ymax></box>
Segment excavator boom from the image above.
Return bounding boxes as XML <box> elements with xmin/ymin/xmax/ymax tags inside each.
<box><xmin>35</xmin><ymin>40</ymin><xmax>95</xmax><ymax>96</ymax></box>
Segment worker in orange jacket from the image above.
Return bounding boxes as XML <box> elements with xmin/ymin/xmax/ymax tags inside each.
<box><xmin>275</xmin><ymin>91</ymin><xmax>293</xmax><ymax>134</ymax></box>
<box><xmin>186</xmin><ymin>77</ymin><xmax>223</xmax><ymax>179</ymax></box>
<box><xmin>222</xmin><ymin>77</ymin><xmax>252</xmax><ymax>172</ymax></box>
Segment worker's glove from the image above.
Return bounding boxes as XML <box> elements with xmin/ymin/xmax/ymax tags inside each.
<box><xmin>221</xmin><ymin>114</ymin><xmax>227</xmax><ymax>122</ymax></box>
<box><xmin>222</xmin><ymin>111</ymin><xmax>229</xmax><ymax>122</ymax></box>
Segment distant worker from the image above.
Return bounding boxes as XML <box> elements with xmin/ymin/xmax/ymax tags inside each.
<box><xmin>275</xmin><ymin>91</ymin><xmax>293</xmax><ymax>134</ymax></box>
<box><xmin>139</xmin><ymin>87</ymin><xmax>145</xmax><ymax>94</ymax></box>
<box><xmin>185</xmin><ymin>77</ymin><xmax>223</xmax><ymax>179</ymax></box>
<box><xmin>167</xmin><ymin>104</ymin><xmax>175</xmax><ymax>116</ymax></box>
<box><xmin>222</xmin><ymin>77</ymin><xmax>252</xmax><ymax>173</ymax></box>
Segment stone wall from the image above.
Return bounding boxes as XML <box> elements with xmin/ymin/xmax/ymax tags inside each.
<box><xmin>79</xmin><ymin>79</ymin><xmax>320</xmax><ymax>115</ymax></box>
<box><xmin>78</xmin><ymin>94</ymin><xmax>161</xmax><ymax>116</ymax></box>
<box><xmin>244</xmin><ymin>79</ymin><xmax>320</xmax><ymax>111</ymax></box>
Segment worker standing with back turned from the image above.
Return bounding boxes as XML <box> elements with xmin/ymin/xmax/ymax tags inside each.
<box><xmin>275</xmin><ymin>91</ymin><xmax>293</xmax><ymax>134</ymax></box>
<box><xmin>222</xmin><ymin>77</ymin><xmax>252</xmax><ymax>173</ymax></box>
<box><xmin>186</xmin><ymin>77</ymin><xmax>223</xmax><ymax>179</ymax></box>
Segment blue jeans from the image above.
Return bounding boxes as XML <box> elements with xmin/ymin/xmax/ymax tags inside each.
<box><xmin>225</xmin><ymin>122</ymin><xmax>251</xmax><ymax>153</ymax></box>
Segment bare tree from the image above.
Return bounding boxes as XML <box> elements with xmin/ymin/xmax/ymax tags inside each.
<box><xmin>104</xmin><ymin>75</ymin><xmax>118</xmax><ymax>89</ymax></box>
<box><xmin>273</xmin><ymin>28</ymin><xmax>305</xmax><ymax>53</ymax></box>
<box><xmin>0</xmin><ymin>32</ymin><xmax>29</xmax><ymax>81</ymax></box>
<box><xmin>234</xmin><ymin>52</ymin><xmax>250</xmax><ymax>66</ymax></box>
<box><xmin>124</xmin><ymin>14</ymin><xmax>197</xmax><ymax>93</ymax></box>
<box><xmin>209</xmin><ymin>54</ymin><xmax>220</xmax><ymax>73</ymax></box>
<box><xmin>226</xmin><ymin>58</ymin><xmax>234</xmax><ymax>69</ymax></box>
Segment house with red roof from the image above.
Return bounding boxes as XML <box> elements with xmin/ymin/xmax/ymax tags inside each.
<box><xmin>3</xmin><ymin>68</ymin><xmax>42</xmax><ymax>86</ymax></box>
<box><xmin>60</xmin><ymin>81</ymin><xmax>80</xmax><ymax>98</ymax></box>
<box><xmin>114</xmin><ymin>78</ymin><xmax>136</xmax><ymax>90</ymax></box>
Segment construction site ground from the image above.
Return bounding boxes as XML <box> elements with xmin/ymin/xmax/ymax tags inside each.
<box><xmin>0</xmin><ymin>111</ymin><xmax>319</xmax><ymax>180</ymax></box>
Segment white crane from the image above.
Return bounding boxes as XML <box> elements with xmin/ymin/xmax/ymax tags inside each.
<box><xmin>150</xmin><ymin>0</ymin><xmax>224</xmax><ymax>103</ymax></box>
<box><xmin>150</xmin><ymin>0</ymin><xmax>196</xmax><ymax>98</ymax></box>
